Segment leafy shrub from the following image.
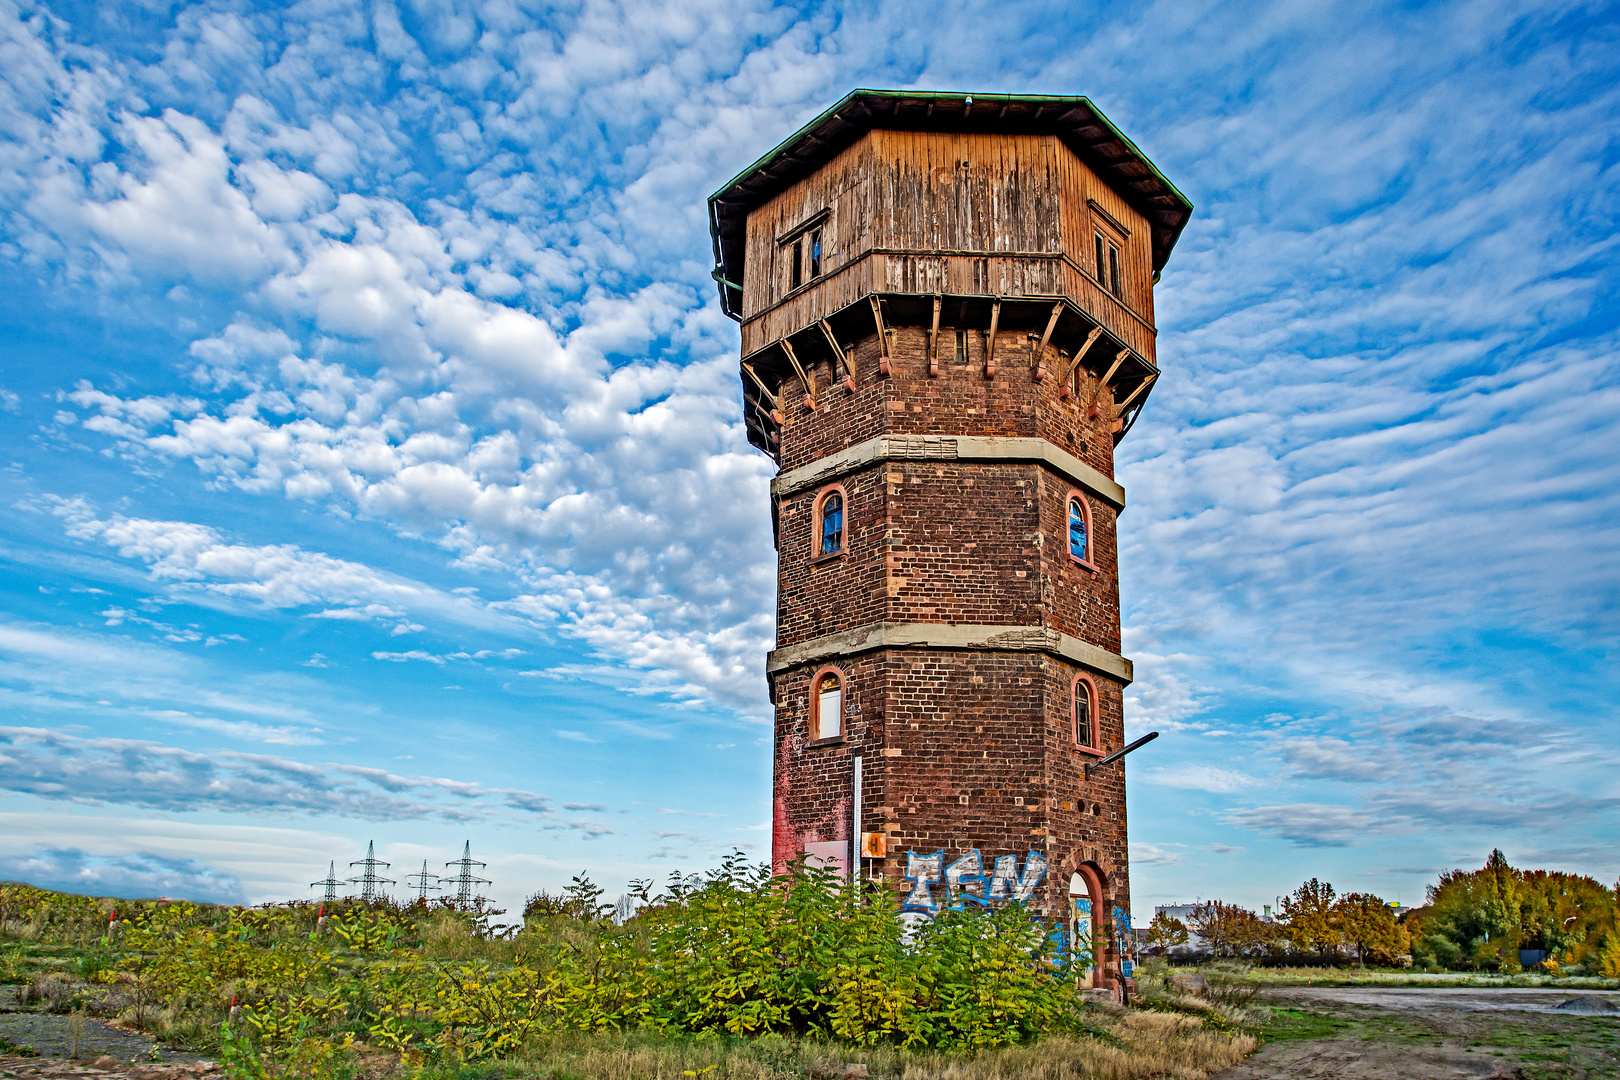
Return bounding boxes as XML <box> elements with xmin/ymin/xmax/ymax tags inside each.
<box><xmin>5</xmin><ymin>858</ymin><xmax>1098</xmax><ymax>1069</ymax></box>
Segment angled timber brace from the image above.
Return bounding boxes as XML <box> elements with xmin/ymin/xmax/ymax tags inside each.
<box><xmin>741</xmin><ymin>361</ymin><xmax>785</xmax><ymax>426</ymax></box>
<box><xmin>780</xmin><ymin>338</ymin><xmax>815</xmax><ymax>410</ymax></box>
<box><xmin>1030</xmin><ymin>302</ymin><xmax>1062</xmax><ymax>382</ymax></box>
<box><xmin>820</xmin><ymin>319</ymin><xmax>855</xmax><ymax>393</ymax></box>
<box><xmin>1114</xmin><ymin>372</ymin><xmax>1158</xmax><ymax>414</ymax></box>
<box><xmin>984</xmin><ymin>299</ymin><xmax>1001</xmax><ymax>379</ymax></box>
<box><xmin>1058</xmin><ymin>326</ymin><xmax>1104</xmax><ymax>399</ymax></box>
<box><xmin>1087</xmin><ymin>349</ymin><xmax>1130</xmax><ymax>417</ymax></box>
<box><xmin>927</xmin><ymin>295</ymin><xmax>943</xmax><ymax>378</ymax></box>
<box><xmin>870</xmin><ymin>296</ymin><xmax>892</xmax><ymax>377</ymax></box>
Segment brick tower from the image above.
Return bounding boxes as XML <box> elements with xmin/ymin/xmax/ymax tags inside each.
<box><xmin>710</xmin><ymin>91</ymin><xmax>1191</xmax><ymax>990</ymax></box>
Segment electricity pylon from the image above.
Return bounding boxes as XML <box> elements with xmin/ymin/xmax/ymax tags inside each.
<box><xmin>443</xmin><ymin>841</ymin><xmax>491</xmax><ymax>910</ymax></box>
<box><xmin>347</xmin><ymin>841</ymin><xmax>394</xmax><ymax>903</ymax></box>
<box><xmin>310</xmin><ymin>860</ymin><xmax>346</xmax><ymax>903</ymax></box>
<box><xmin>406</xmin><ymin>859</ymin><xmax>440</xmax><ymax>905</ymax></box>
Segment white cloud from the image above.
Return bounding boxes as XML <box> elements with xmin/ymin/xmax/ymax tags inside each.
<box><xmin>1140</xmin><ymin>765</ymin><xmax>1261</xmax><ymax>795</ymax></box>
<box><xmin>1</xmin><ymin>0</ymin><xmax>1618</xmax><ymax>897</ymax></box>
<box><xmin>0</xmin><ymin>725</ymin><xmax>557</xmax><ymax>824</ymax></box>
<box><xmin>48</xmin><ymin>497</ymin><xmax>513</xmax><ymax>638</ymax></box>
<box><xmin>0</xmin><ymin>848</ymin><xmax>244</xmax><ymax>904</ymax></box>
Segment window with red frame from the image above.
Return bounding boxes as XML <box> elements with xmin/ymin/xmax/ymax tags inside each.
<box><xmin>1074</xmin><ymin>678</ymin><xmax>1095</xmax><ymax>749</ymax></box>
<box><xmin>1068</xmin><ymin>496</ymin><xmax>1090</xmax><ymax>562</ymax></box>
<box><xmin>814</xmin><ymin>670</ymin><xmax>843</xmax><ymax>740</ymax></box>
<box><xmin>818</xmin><ymin>490</ymin><xmax>844</xmax><ymax>555</ymax></box>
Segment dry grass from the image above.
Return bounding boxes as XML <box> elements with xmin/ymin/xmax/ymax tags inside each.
<box><xmin>449</xmin><ymin>1009</ymin><xmax>1255</xmax><ymax>1080</ymax></box>
<box><xmin>905</xmin><ymin>1014</ymin><xmax>1255</xmax><ymax>1080</ymax></box>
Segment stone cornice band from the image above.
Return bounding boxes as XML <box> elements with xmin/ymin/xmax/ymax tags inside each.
<box><xmin>770</xmin><ymin>435</ymin><xmax>1127</xmax><ymax>510</ymax></box>
<box><xmin>767</xmin><ymin>620</ymin><xmax>1133</xmax><ymax>685</ymax></box>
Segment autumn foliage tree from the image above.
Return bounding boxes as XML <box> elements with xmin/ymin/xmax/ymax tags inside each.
<box><xmin>1185</xmin><ymin>901</ymin><xmax>1277</xmax><ymax>958</ymax></box>
<box><xmin>1410</xmin><ymin>850</ymin><xmax>1618</xmax><ymax>972</ymax></box>
<box><xmin>1279</xmin><ymin>878</ymin><xmax>1340</xmax><ymax>960</ymax></box>
<box><xmin>1145</xmin><ymin>910</ymin><xmax>1189</xmax><ymax>953</ymax></box>
<box><xmin>1334</xmin><ymin>892</ymin><xmax>1409</xmax><ymax>966</ymax></box>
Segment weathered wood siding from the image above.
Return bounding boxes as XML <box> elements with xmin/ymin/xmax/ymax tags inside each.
<box><xmin>1058</xmin><ymin>141</ymin><xmax>1156</xmax><ymax>333</ymax></box>
<box><xmin>740</xmin><ymin>131</ymin><xmax>1157</xmax><ymax>362</ymax></box>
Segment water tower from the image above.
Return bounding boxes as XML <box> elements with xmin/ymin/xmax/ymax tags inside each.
<box><xmin>709</xmin><ymin>90</ymin><xmax>1191</xmax><ymax>992</ymax></box>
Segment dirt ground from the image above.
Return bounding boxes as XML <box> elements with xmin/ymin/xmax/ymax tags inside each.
<box><xmin>0</xmin><ymin>1013</ymin><xmax>213</xmax><ymax>1080</ymax></box>
<box><xmin>1217</xmin><ymin>986</ymin><xmax>1620</xmax><ymax>1080</ymax></box>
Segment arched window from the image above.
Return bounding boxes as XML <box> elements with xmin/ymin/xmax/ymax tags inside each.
<box><xmin>1068</xmin><ymin>495</ymin><xmax>1090</xmax><ymax>563</ymax></box>
<box><xmin>1073</xmin><ymin>675</ymin><xmax>1097</xmax><ymax>750</ymax></box>
<box><xmin>817</xmin><ymin>489</ymin><xmax>845</xmax><ymax>556</ymax></box>
<box><xmin>813</xmin><ymin>669</ymin><xmax>843</xmax><ymax>740</ymax></box>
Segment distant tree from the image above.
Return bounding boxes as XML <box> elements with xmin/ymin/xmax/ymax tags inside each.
<box><xmin>1145</xmin><ymin>911</ymin><xmax>1189</xmax><ymax>953</ymax></box>
<box><xmin>1601</xmin><ymin>934</ymin><xmax>1620</xmax><ymax>979</ymax></box>
<box><xmin>1280</xmin><ymin>878</ymin><xmax>1340</xmax><ymax>960</ymax></box>
<box><xmin>1186</xmin><ymin>901</ymin><xmax>1265</xmax><ymax>958</ymax></box>
<box><xmin>1334</xmin><ymin>893</ymin><xmax>1409</xmax><ymax>966</ymax></box>
<box><xmin>1410</xmin><ymin>851</ymin><xmax>1620</xmax><ymax>973</ymax></box>
<box><xmin>523</xmin><ymin>872</ymin><xmax>613</xmax><ymax>923</ymax></box>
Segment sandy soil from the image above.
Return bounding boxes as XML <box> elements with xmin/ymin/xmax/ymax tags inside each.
<box><xmin>1260</xmin><ymin>987</ymin><xmax>1620</xmax><ymax>1015</ymax></box>
<box><xmin>1215</xmin><ymin>985</ymin><xmax>1620</xmax><ymax>1080</ymax></box>
<box><xmin>1216</xmin><ymin>1041</ymin><xmax>1523</xmax><ymax>1080</ymax></box>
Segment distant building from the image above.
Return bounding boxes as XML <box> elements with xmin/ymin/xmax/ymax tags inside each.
<box><xmin>1154</xmin><ymin>903</ymin><xmax>1205</xmax><ymax>954</ymax></box>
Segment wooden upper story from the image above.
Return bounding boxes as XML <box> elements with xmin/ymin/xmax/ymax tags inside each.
<box><xmin>710</xmin><ymin>91</ymin><xmax>1192</xmax><ymax>364</ymax></box>
<box><xmin>738</xmin><ymin>129</ymin><xmax>1158</xmax><ymax>358</ymax></box>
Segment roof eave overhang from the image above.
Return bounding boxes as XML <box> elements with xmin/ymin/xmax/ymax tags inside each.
<box><xmin>707</xmin><ymin>89</ymin><xmax>1194</xmax><ymax>318</ymax></box>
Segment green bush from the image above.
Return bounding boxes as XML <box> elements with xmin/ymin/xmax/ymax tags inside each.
<box><xmin>5</xmin><ymin>858</ymin><xmax>1094</xmax><ymax>1071</ymax></box>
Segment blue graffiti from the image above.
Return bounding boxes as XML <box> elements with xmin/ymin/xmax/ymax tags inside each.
<box><xmin>944</xmin><ymin>850</ymin><xmax>987</xmax><ymax>908</ymax></box>
<box><xmin>902</xmin><ymin>849</ymin><xmax>1047</xmax><ymax>914</ymax></box>
<box><xmin>902</xmin><ymin>850</ymin><xmax>944</xmax><ymax>912</ymax></box>
<box><xmin>1113</xmin><ymin>905</ymin><xmax>1133</xmax><ymax>974</ymax></box>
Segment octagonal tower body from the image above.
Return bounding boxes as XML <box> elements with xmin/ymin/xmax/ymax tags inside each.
<box><xmin>710</xmin><ymin>91</ymin><xmax>1191</xmax><ymax>991</ymax></box>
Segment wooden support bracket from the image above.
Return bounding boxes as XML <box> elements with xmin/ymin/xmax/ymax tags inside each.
<box><xmin>781</xmin><ymin>338</ymin><xmax>815</xmax><ymax>410</ymax></box>
<box><xmin>820</xmin><ymin>320</ymin><xmax>855</xmax><ymax>393</ymax></box>
<box><xmin>1114</xmin><ymin>372</ymin><xmax>1158</xmax><ymax>414</ymax></box>
<box><xmin>743</xmin><ymin>393</ymin><xmax>782</xmax><ymax>450</ymax></box>
<box><xmin>984</xmin><ymin>300</ymin><xmax>1002</xmax><ymax>378</ymax></box>
<box><xmin>1033</xmin><ymin>303</ymin><xmax>1062</xmax><ymax>383</ymax></box>
<box><xmin>869</xmin><ymin>296</ymin><xmax>891</xmax><ymax>377</ymax></box>
<box><xmin>741</xmin><ymin>362</ymin><xmax>782</xmax><ymax>412</ymax></box>
<box><xmin>1058</xmin><ymin>326</ymin><xmax>1104</xmax><ymax>398</ymax></box>
<box><xmin>1088</xmin><ymin>350</ymin><xmax>1130</xmax><ymax>415</ymax></box>
<box><xmin>927</xmin><ymin>295</ymin><xmax>942</xmax><ymax>378</ymax></box>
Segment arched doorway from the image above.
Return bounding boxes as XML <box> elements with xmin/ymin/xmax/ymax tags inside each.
<box><xmin>1069</xmin><ymin>869</ymin><xmax>1102</xmax><ymax>988</ymax></box>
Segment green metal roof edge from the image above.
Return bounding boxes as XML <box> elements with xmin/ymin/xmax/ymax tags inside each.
<box><xmin>708</xmin><ymin>87</ymin><xmax>863</xmax><ymax>204</ymax></box>
<box><xmin>707</xmin><ymin>88</ymin><xmax>1194</xmax><ymax>216</ymax></box>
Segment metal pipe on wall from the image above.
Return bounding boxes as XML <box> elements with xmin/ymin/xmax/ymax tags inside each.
<box><xmin>852</xmin><ymin>755</ymin><xmax>862</xmax><ymax>882</ymax></box>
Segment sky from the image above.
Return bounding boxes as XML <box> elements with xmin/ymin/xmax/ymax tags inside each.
<box><xmin>0</xmin><ymin>0</ymin><xmax>1616</xmax><ymax>917</ymax></box>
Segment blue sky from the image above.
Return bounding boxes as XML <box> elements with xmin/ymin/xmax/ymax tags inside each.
<box><xmin>0</xmin><ymin>0</ymin><xmax>1615</xmax><ymax>916</ymax></box>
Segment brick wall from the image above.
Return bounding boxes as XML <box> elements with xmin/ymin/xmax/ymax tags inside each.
<box><xmin>767</xmin><ymin>298</ymin><xmax>1136</xmax><ymax>986</ymax></box>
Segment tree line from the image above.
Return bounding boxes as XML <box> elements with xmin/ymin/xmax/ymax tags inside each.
<box><xmin>1143</xmin><ymin>850</ymin><xmax>1620</xmax><ymax>974</ymax></box>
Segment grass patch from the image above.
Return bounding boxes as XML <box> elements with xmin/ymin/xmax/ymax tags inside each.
<box><xmin>0</xmin><ymin>1035</ymin><xmax>40</xmax><ymax>1057</ymax></box>
<box><xmin>1239</xmin><ymin>988</ymin><xmax>1620</xmax><ymax>1078</ymax></box>
<box><xmin>392</xmin><ymin>1018</ymin><xmax>1256</xmax><ymax>1080</ymax></box>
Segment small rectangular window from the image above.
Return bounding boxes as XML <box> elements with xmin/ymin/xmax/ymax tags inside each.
<box><xmin>954</xmin><ymin>329</ymin><xmax>968</xmax><ymax>365</ymax></box>
<box><xmin>1094</xmin><ymin>233</ymin><xmax>1106</xmax><ymax>283</ymax></box>
<box><xmin>789</xmin><ymin>238</ymin><xmax>802</xmax><ymax>291</ymax></box>
<box><xmin>1108</xmin><ymin>243</ymin><xmax>1122</xmax><ymax>298</ymax></box>
<box><xmin>808</xmin><ymin>227</ymin><xmax>822</xmax><ymax>279</ymax></box>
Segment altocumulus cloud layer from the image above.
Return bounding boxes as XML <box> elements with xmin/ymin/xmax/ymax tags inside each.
<box><xmin>0</xmin><ymin>0</ymin><xmax>1615</xmax><ymax>909</ymax></box>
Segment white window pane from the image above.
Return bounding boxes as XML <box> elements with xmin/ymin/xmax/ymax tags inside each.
<box><xmin>818</xmin><ymin>685</ymin><xmax>841</xmax><ymax>738</ymax></box>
